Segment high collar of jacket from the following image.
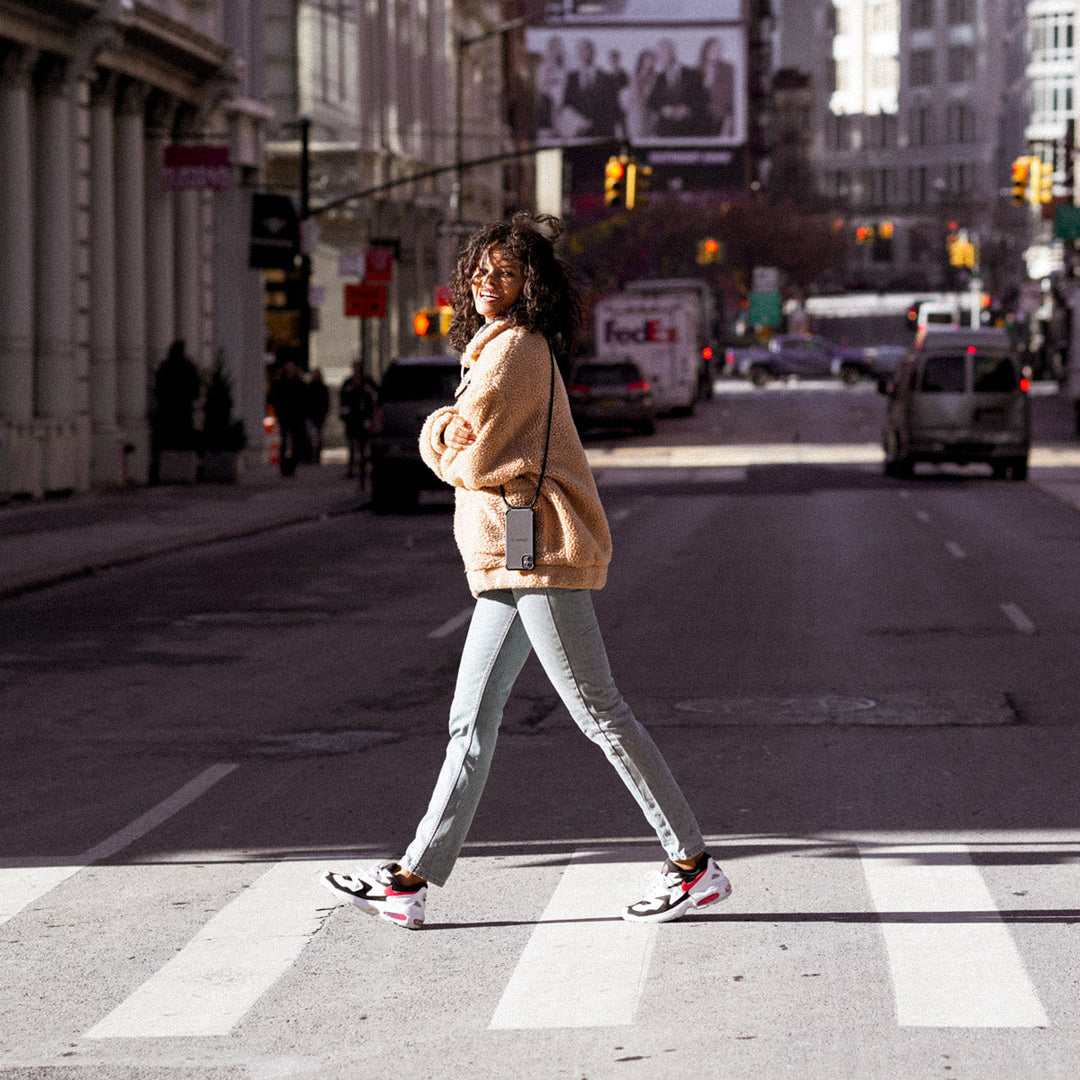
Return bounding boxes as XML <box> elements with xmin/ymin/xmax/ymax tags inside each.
<box><xmin>461</xmin><ymin>318</ymin><xmax>513</xmax><ymax>369</ymax></box>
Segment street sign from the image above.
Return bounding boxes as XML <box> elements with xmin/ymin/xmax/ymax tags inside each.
<box><xmin>364</xmin><ymin>246</ymin><xmax>395</xmax><ymax>283</ymax></box>
<box><xmin>1054</xmin><ymin>204</ymin><xmax>1080</xmax><ymax>243</ymax></box>
<box><xmin>344</xmin><ymin>283</ymin><xmax>387</xmax><ymax>318</ymax></box>
<box><xmin>748</xmin><ymin>290</ymin><xmax>782</xmax><ymax>328</ymax></box>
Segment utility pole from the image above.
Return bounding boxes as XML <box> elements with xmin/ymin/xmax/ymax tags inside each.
<box><xmin>298</xmin><ymin>113</ymin><xmax>311</xmax><ymax>371</ymax></box>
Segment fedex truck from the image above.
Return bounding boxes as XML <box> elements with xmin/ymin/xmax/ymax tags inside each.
<box><xmin>593</xmin><ymin>280</ymin><xmax>713</xmax><ymax>415</ymax></box>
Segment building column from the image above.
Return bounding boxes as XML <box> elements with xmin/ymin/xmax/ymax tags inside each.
<box><xmin>144</xmin><ymin>92</ymin><xmax>176</xmax><ymax>377</ymax></box>
<box><xmin>0</xmin><ymin>46</ymin><xmax>38</xmax><ymax>496</ymax></box>
<box><xmin>114</xmin><ymin>77</ymin><xmax>150</xmax><ymax>482</ymax></box>
<box><xmin>34</xmin><ymin>55</ymin><xmax>80</xmax><ymax>494</ymax></box>
<box><xmin>174</xmin><ymin>186</ymin><xmax>203</xmax><ymax>360</ymax></box>
<box><xmin>88</xmin><ymin>71</ymin><xmax>122</xmax><ymax>486</ymax></box>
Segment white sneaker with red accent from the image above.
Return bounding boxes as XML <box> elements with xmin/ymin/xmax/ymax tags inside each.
<box><xmin>622</xmin><ymin>854</ymin><xmax>731</xmax><ymax>923</ymax></box>
<box><xmin>319</xmin><ymin>861</ymin><xmax>427</xmax><ymax>930</ymax></box>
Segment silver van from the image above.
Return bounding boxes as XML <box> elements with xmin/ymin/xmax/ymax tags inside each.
<box><xmin>882</xmin><ymin>329</ymin><xmax>1030</xmax><ymax>479</ymax></box>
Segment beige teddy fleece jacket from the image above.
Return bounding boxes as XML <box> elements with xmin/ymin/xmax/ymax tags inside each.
<box><xmin>419</xmin><ymin>318</ymin><xmax>612</xmax><ymax>597</ymax></box>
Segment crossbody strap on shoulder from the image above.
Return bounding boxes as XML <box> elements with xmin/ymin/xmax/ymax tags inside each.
<box><xmin>501</xmin><ymin>344</ymin><xmax>556</xmax><ymax>511</ymax></box>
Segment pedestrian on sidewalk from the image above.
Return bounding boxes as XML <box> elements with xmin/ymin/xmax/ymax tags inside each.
<box><xmin>267</xmin><ymin>359</ymin><xmax>308</xmax><ymax>476</ymax></box>
<box><xmin>339</xmin><ymin>359</ymin><xmax>377</xmax><ymax>483</ymax></box>
<box><xmin>321</xmin><ymin>213</ymin><xmax>730</xmax><ymax>929</ymax></box>
<box><xmin>304</xmin><ymin>368</ymin><xmax>330</xmax><ymax>464</ymax></box>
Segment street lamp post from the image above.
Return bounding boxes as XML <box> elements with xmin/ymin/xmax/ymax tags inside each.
<box><xmin>298</xmin><ymin>113</ymin><xmax>312</xmax><ymax>371</ymax></box>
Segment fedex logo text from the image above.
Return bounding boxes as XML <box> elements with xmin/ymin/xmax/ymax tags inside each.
<box><xmin>602</xmin><ymin>319</ymin><xmax>680</xmax><ymax>344</ymax></box>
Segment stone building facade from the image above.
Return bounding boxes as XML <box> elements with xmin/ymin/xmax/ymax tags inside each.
<box><xmin>0</xmin><ymin>0</ymin><xmax>268</xmax><ymax>498</ymax></box>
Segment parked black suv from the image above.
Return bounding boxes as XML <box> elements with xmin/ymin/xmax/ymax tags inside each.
<box><xmin>369</xmin><ymin>355</ymin><xmax>459</xmax><ymax>512</ymax></box>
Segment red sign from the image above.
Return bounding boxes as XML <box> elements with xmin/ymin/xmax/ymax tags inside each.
<box><xmin>344</xmin><ymin>283</ymin><xmax>387</xmax><ymax>318</ymax></box>
<box><xmin>163</xmin><ymin>145</ymin><xmax>230</xmax><ymax>190</ymax></box>
<box><xmin>364</xmin><ymin>246</ymin><xmax>395</xmax><ymax>283</ymax></box>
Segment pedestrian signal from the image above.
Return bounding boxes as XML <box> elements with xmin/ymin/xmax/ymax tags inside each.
<box><xmin>604</xmin><ymin>156</ymin><xmax>627</xmax><ymax>207</ymax></box>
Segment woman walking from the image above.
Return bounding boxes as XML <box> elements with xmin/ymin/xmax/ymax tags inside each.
<box><xmin>320</xmin><ymin>213</ymin><xmax>730</xmax><ymax>929</ymax></box>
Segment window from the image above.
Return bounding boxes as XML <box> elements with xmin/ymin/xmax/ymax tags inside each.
<box><xmin>921</xmin><ymin>355</ymin><xmax>966</xmax><ymax>393</ymax></box>
<box><xmin>910</xmin><ymin>104</ymin><xmax>931</xmax><ymax>146</ymax></box>
<box><xmin>973</xmin><ymin>354</ymin><xmax>1017</xmax><ymax>392</ymax></box>
<box><xmin>947</xmin><ymin>0</ymin><xmax>974</xmax><ymax>25</ymax></box>
<box><xmin>910</xmin><ymin>49</ymin><xmax>934</xmax><ymax>87</ymax></box>
<box><xmin>947</xmin><ymin>46</ymin><xmax>974</xmax><ymax>84</ymax></box>
<box><xmin>947</xmin><ymin>102</ymin><xmax>975</xmax><ymax>143</ymax></box>
<box><xmin>910</xmin><ymin>0</ymin><xmax>933</xmax><ymax>30</ymax></box>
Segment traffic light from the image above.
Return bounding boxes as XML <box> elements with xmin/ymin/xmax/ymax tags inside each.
<box><xmin>626</xmin><ymin>160</ymin><xmax>652</xmax><ymax>209</ymax></box>
<box><xmin>413</xmin><ymin>306</ymin><xmax>452</xmax><ymax>337</ymax></box>
<box><xmin>696</xmin><ymin>237</ymin><xmax>721</xmax><ymax>265</ymax></box>
<box><xmin>1038</xmin><ymin>158</ymin><xmax>1054</xmax><ymax>203</ymax></box>
<box><xmin>604</xmin><ymin>155</ymin><xmax>626</xmax><ymax>207</ymax></box>
<box><xmin>1012</xmin><ymin>157</ymin><xmax>1030</xmax><ymax>204</ymax></box>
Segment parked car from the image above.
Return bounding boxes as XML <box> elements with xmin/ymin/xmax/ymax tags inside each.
<box><xmin>369</xmin><ymin>354</ymin><xmax>459</xmax><ymax>511</ymax></box>
<box><xmin>830</xmin><ymin>344</ymin><xmax>874</xmax><ymax>386</ymax></box>
<box><xmin>733</xmin><ymin>334</ymin><xmax>839</xmax><ymax>386</ymax></box>
<box><xmin>881</xmin><ymin>329</ymin><xmax>1030</xmax><ymax>479</ymax></box>
<box><xmin>568</xmin><ymin>359</ymin><xmax>655</xmax><ymax>435</ymax></box>
<box><xmin>832</xmin><ymin>343</ymin><xmax>909</xmax><ymax>389</ymax></box>
<box><xmin>864</xmin><ymin>344</ymin><xmax>908</xmax><ymax>390</ymax></box>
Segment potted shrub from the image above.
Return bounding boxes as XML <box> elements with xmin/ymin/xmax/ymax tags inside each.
<box><xmin>200</xmin><ymin>351</ymin><xmax>248</xmax><ymax>482</ymax></box>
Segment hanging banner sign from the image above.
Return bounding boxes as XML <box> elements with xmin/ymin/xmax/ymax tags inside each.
<box><xmin>364</xmin><ymin>246</ymin><xmax>396</xmax><ymax>283</ymax></box>
<box><xmin>249</xmin><ymin>193</ymin><xmax>300</xmax><ymax>269</ymax></box>
<box><xmin>344</xmin><ymin>283</ymin><xmax>387</xmax><ymax>318</ymax></box>
<box><xmin>163</xmin><ymin>145</ymin><xmax>231</xmax><ymax>190</ymax></box>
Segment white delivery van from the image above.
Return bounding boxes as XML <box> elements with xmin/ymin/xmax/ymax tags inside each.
<box><xmin>593</xmin><ymin>281</ymin><xmax>712</xmax><ymax>414</ymax></box>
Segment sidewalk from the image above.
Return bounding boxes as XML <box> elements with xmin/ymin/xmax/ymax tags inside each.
<box><xmin>0</xmin><ymin>455</ymin><xmax>368</xmax><ymax>599</ymax></box>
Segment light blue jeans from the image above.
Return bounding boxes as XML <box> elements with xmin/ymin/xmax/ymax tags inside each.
<box><xmin>403</xmin><ymin>588</ymin><xmax>705</xmax><ymax>886</ymax></box>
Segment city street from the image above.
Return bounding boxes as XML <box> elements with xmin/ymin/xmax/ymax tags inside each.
<box><xmin>2</xmin><ymin>382</ymin><xmax>1080</xmax><ymax>1079</ymax></box>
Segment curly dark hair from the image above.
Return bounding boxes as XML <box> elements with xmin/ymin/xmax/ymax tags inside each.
<box><xmin>447</xmin><ymin>212</ymin><xmax>581</xmax><ymax>353</ymax></box>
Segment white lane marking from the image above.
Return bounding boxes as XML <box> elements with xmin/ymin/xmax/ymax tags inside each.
<box><xmin>1000</xmin><ymin>602</ymin><xmax>1036</xmax><ymax>634</ymax></box>
<box><xmin>608</xmin><ymin>506</ymin><xmax>634</xmax><ymax>524</ymax></box>
<box><xmin>85</xmin><ymin>860</ymin><xmax>324</xmax><ymax>1039</ymax></box>
<box><xmin>915</xmin><ymin>509</ymin><xmax>931</xmax><ymax>524</ymax></box>
<box><xmin>944</xmin><ymin>540</ymin><xmax>966</xmax><ymax>559</ymax></box>
<box><xmin>489</xmin><ymin>854</ymin><xmax>657</xmax><ymax>1029</ymax></box>
<box><xmin>859</xmin><ymin>843</ymin><xmax>1049</xmax><ymax>1028</ymax></box>
<box><xmin>428</xmin><ymin>606</ymin><xmax>473</xmax><ymax>639</ymax></box>
<box><xmin>0</xmin><ymin>764</ymin><xmax>237</xmax><ymax>926</ymax></box>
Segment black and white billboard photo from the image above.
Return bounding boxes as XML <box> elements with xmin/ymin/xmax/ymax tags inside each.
<box><xmin>526</xmin><ymin>23</ymin><xmax>746</xmax><ymax>148</ymax></box>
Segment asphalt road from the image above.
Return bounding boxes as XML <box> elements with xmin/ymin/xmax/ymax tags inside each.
<box><xmin>2</xmin><ymin>382</ymin><xmax>1079</xmax><ymax>1079</ymax></box>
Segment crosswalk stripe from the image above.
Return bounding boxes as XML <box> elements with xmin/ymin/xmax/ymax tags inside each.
<box><xmin>84</xmin><ymin>859</ymin><xmax>324</xmax><ymax>1039</ymax></box>
<box><xmin>0</xmin><ymin>763</ymin><xmax>237</xmax><ymax>927</ymax></box>
<box><xmin>488</xmin><ymin>854</ymin><xmax>656</xmax><ymax>1030</ymax></box>
<box><xmin>859</xmin><ymin>843</ymin><xmax>1049</xmax><ymax>1028</ymax></box>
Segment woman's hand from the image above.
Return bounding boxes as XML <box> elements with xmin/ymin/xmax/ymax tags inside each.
<box><xmin>444</xmin><ymin>413</ymin><xmax>476</xmax><ymax>452</ymax></box>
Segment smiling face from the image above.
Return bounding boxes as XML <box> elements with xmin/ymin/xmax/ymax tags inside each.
<box><xmin>470</xmin><ymin>244</ymin><xmax>525</xmax><ymax>322</ymax></box>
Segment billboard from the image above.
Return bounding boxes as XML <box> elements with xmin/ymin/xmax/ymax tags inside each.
<box><xmin>542</xmin><ymin>1</ymin><xmax>743</xmax><ymax>24</ymax></box>
<box><xmin>525</xmin><ymin>23</ymin><xmax>746</xmax><ymax>148</ymax></box>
